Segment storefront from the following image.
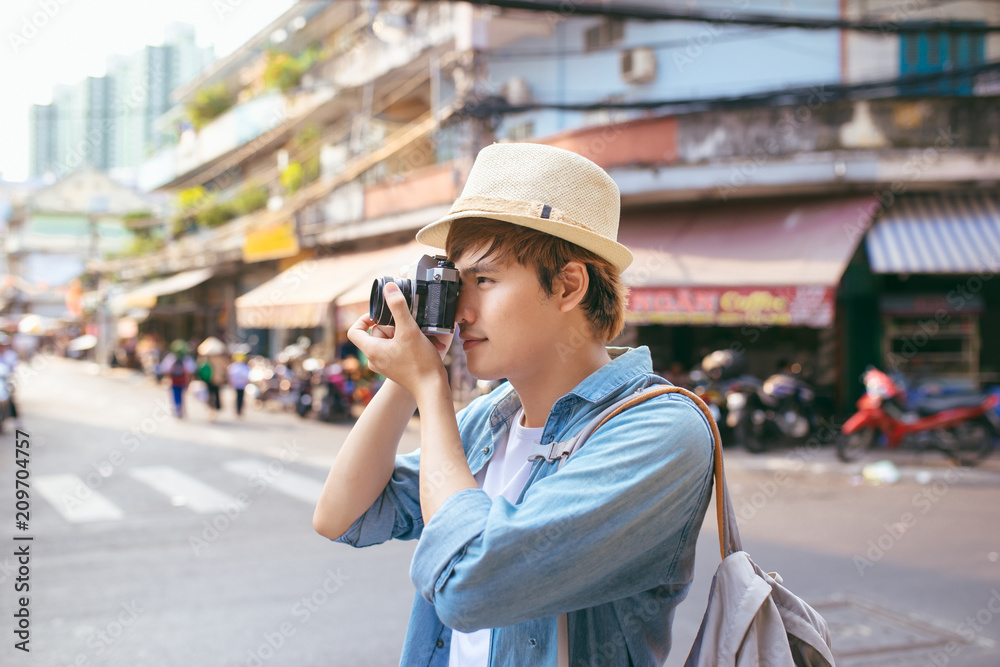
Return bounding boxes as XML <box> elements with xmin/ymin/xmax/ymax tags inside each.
<box><xmin>863</xmin><ymin>192</ymin><xmax>1000</xmax><ymax>389</ymax></box>
<box><xmin>233</xmin><ymin>238</ymin><xmax>423</xmax><ymax>360</ymax></box>
<box><xmin>617</xmin><ymin>195</ymin><xmax>878</xmax><ymax>407</ymax></box>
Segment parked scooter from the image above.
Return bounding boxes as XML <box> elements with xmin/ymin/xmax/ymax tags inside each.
<box><xmin>837</xmin><ymin>367</ymin><xmax>1000</xmax><ymax>466</ymax></box>
<box><xmin>317</xmin><ymin>363</ymin><xmax>354</xmax><ymax>423</ymax></box>
<box><xmin>294</xmin><ymin>358</ymin><xmax>326</xmax><ymax>418</ymax></box>
<box><xmin>734</xmin><ymin>367</ymin><xmax>831</xmax><ymax>453</ymax></box>
<box><xmin>690</xmin><ymin>350</ymin><xmax>750</xmax><ymax>441</ymax></box>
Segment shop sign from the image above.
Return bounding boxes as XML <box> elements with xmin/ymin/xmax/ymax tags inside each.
<box><xmin>879</xmin><ymin>293</ymin><xmax>984</xmax><ymax>316</ymax></box>
<box><xmin>243</xmin><ymin>220</ymin><xmax>300</xmax><ymax>263</ymax></box>
<box><xmin>628</xmin><ymin>286</ymin><xmax>834</xmax><ymax>327</ymax></box>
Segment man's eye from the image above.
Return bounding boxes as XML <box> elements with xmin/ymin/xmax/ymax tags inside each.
<box><xmin>477</xmin><ymin>277</ymin><xmax>493</xmax><ymax>285</ymax></box>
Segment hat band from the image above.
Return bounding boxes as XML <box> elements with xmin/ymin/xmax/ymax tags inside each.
<box><xmin>449</xmin><ymin>195</ymin><xmax>593</xmax><ymax>233</ymax></box>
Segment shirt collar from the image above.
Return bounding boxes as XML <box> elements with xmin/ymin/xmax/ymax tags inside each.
<box><xmin>486</xmin><ymin>346</ymin><xmax>655</xmax><ymax>428</ymax></box>
<box><xmin>564</xmin><ymin>346</ymin><xmax>654</xmax><ymax>404</ymax></box>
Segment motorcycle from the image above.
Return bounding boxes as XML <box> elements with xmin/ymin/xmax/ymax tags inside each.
<box><xmin>690</xmin><ymin>349</ymin><xmax>751</xmax><ymax>442</ymax></box>
<box><xmin>317</xmin><ymin>363</ymin><xmax>354</xmax><ymax>423</ymax></box>
<box><xmin>294</xmin><ymin>358</ymin><xmax>326</xmax><ymax>418</ymax></box>
<box><xmin>734</xmin><ymin>371</ymin><xmax>831</xmax><ymax>453</ymax></box>
<box><xmin>837</xmin><ymin>367</ymin><xmax>1000</xmax><ymax>466</ymax></box>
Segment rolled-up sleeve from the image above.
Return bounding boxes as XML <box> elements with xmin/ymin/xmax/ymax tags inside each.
<box><xmin>335</xmin><ymin>448</ymin><xmax>424</xmax><ymax>547</ymax></box>
<box><xmin>409</xmin><ymin>394</ymin><xmax>714</xmax><ymax>633</ymax></box>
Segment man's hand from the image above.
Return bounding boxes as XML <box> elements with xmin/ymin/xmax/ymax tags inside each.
<box><xmin>347</xmin><ymin>282</ymin><xmax>452</xmax><ymax>399</ymax></box>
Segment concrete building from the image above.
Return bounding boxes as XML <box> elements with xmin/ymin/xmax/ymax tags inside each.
<box><xmin>5</xmin><ymin>168</ymin><xmax>156</xmax><ymax>318</ymax></box>
<box><xmin>29</xmin><ymin>23</ymin><xmax>213</xmax><ymax>182</ymax></box>
<box><xmin>93</xmin><ymin>0</ymin><xmax>1000</xmax><ymax>409</ymax></box>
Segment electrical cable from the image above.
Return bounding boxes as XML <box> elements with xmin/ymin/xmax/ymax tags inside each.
<box><xmin>449</xmin><ymin>0</ymin><xmax>1000</xmax><ymax>34</ymax></box>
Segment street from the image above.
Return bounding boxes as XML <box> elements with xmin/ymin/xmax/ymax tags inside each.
<box><xmin>1</xmin><ymin>355</ymin><xmax>999</xmax><ymax>666</ymax></box>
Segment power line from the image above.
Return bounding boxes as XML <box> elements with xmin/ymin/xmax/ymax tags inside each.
<box><xmin>450</xmin><ymin>0</ymin><xmax>1000</xmax><ymax>34</ymax></box>
<box><xmin>483</xmin><ymin>26</ymin><xmax>774</xmax><ymax>60</ymax></box>
<box><xmin>455</xmin><ymin>59</ymin><xmax>1000</xmax><ymax>117</ymax></box>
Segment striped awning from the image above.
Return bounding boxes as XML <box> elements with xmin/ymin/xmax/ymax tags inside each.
<box><xmin>866</xmin><ymin>193</ymin><xmax>1000</xmax><ymax>273</ymax></box>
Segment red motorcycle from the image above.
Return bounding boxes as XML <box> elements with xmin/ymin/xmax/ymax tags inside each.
<box><xmin>838</xmin><ymin>368</ymin><xmax>1000</xmax><ymax>466</ymax></box>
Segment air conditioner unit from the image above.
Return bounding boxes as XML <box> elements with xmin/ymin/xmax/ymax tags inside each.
<box><xmin>503</xmin><ymin>77</ymin><xmax>533</xmax><ymax>106</ymax></box>
<box><xmin>621</xmin><ymin>47</ymin><xmax>656</xmax><ymax>84</ymax></box>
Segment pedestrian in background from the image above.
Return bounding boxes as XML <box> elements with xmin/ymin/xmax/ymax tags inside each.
<box><xmin>227</xmin><ymin>352</ymin><xmax>250</xmax><ymax>417</ymax></box>
<box><xmin>160</xmin><ymin>340</ymin><xmax>196</xmax><ymax>418</ymax></box>
<box><xmin>0</xmin><ymin>332</ymin><xmax>22</xmax><ymax>428</ymax></box>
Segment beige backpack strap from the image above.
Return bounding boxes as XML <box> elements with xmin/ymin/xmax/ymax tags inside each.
<box><xmin>591</xmin><ymin>385</ymin><xmax>739</xmax><ymax>562</ymax></box>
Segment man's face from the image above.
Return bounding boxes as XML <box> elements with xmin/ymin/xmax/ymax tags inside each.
<box><xmin>452</xmin><ymin>245</ymin><xmax>562</xmax><ymax>383</ymax></box>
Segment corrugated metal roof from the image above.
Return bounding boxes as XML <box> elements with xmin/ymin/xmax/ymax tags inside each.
<box><xmin>866</xmin><ymin>193</ymin><xmax>1000</xmax><ymax>274</ymax></box>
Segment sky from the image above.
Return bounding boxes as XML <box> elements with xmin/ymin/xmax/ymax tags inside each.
<box><xmin>0</xmin><ymin>0</ymin><xmax>298</xmax><ymax>182</ymax></box>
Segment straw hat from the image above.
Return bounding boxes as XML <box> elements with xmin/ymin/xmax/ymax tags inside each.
<box><xmin>416</xmin><ymin>142</ymin><xmax>634</xmax><ymax>272</ymax></box>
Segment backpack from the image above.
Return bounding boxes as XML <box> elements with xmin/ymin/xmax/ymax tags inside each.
<box><xmin>530</xmin><ymin>385</ymin><xmax>835</xmax><ymax>667</ymax></box>
<box><xmin>170</xmin><ymin>358</ymin><xmax>187</xmax><ymax>387</ymax></box>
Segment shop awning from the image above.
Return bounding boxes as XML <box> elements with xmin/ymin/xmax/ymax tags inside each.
<box><xmin>865</xmin><ymin>193</ymin><xmax>1000</xmax><ymax>274</ymax></box>
<box><xmin>619</xmin><ymin>196</ymin><xmax>876</xmax><ymax>327</ymax></box>
<box><xmin>111</xmin><ymin>268</ymin><xmax>215</xmax><ymax>313</ymax></box>
<box><xmin>235</xmin><ymin>241</ymin><xmax>424</xmax><ymax>329</ymax></box>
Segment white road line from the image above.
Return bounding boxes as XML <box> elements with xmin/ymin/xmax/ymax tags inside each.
<box><xmin>34</xmin><ymin>475</ymin><xmax>124</xmax><ymax>523</ymax></box>
<box><xmin>129</xmin><ymin>466</ymin><xmax>241</xmax><ymax>514</ymax></box>
<box><xmin>223</xmin><ymin>459</ymin><xmax>325</xmax><ymax>505</ymax></box>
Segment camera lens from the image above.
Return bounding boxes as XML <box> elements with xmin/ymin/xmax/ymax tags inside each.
<box><xmin>369</xmin><ymin>277</ymin><xmax>411</xmax><ymax>326</ymax></box>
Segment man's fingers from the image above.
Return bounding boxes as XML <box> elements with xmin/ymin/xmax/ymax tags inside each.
<box><xmin>383</xmin><ymin>282</ymin><xmax>415</xmax><ymax>327</ymax></box>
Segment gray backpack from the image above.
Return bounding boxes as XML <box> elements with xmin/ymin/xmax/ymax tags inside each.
<box><xmin>529</xmin><ymin>385</ymin><xmax>836</xmax><ymax>666</ymax></box>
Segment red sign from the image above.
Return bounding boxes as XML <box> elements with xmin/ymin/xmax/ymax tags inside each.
<box><xmin>628</xmin><ymin>286</ymin><xmax>834</xmax><ymax>328</ymax></box>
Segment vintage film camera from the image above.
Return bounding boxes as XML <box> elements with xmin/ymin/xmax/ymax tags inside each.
<box><xmin>369</xmin><ymin>255</ymin><xmax>461</xmax><ymax>334</ymax></box>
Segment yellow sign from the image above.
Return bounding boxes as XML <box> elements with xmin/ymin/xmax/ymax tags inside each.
<box><xmin>243</xmin><ymin>221</ymin><xmax>300</xmax><ymax>263</ymax></box>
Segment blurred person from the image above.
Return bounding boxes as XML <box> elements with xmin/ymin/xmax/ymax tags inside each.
<box><xmin>196</xmin><ymin>354</ymin><xmax>228</xmax><ymax>420</ymax></box>
<box><xmin>312</xmin><ymin>144</ymin><xmax>713</xmax><ymax>666</ymax></box>
<box><xmin>227</xmin><ymin>352</ymin><xmax>251</xmax><ymax>417</ymax></box>
<box><xmin>0</xmin><ymin>333</ymin><xmax>21</xmax><ymax>427</ymax></box>
<box><xmin>160</xmin><ymin>340</ymin><xmax>196</xmax><ymax>418</ymax></box>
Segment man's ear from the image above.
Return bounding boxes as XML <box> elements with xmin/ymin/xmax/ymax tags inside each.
<box><xmin>555</xmin><ymin>261</ymin><xmax>589</xmax><ymax>313</ymax></box>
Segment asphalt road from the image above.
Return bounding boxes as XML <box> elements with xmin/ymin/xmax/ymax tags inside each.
<box><xmin>0</xmin><ymin>355</ymin><xmax>998</xmax><ymax>666</ymax></box>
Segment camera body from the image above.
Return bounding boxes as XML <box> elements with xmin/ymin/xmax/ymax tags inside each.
<box><xmin>369</xmin><ymin>255</ymin><xmax>461</xmax><ymax>334</ymax></box>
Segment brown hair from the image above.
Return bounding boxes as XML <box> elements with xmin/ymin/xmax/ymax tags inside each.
<box><xmin>445</xmin><ymin>218</ymin><xmax>628</xmax><ymax>342</ymax></box>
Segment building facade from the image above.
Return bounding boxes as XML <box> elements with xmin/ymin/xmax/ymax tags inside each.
<box><xmin>92</xmin><ymin>0</ymin><xmax>1000</xmax><ymax>410</ymax></box>
<box><xmin>29</xmin><ymin>23</ymin><xmax>213</xmax><ymax>182</ymax></box>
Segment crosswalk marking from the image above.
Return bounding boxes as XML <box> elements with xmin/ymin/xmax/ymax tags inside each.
<box><xmin>34</xmin><ymin>475</ymin><xmax>125</xmax><ymax>523</ymax></box>
<box><xmin>129</xmin><ymin>466</ymin><xmax>241</xmax><ymax>514</ymax></box>
<box><xmin>223</xmin><ymin>459</ymin><xmax>325</xmax><ymax>505</ymax></box>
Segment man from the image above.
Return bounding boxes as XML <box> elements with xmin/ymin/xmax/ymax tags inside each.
<box><xmin>313</xmin><ymin>143</ymin><xmax>714</xmax><ymax>666</ymax></box>
<box><xmin>227</xmin><ymin>351</ymin><xmax>251</xmax><ymax>417</ymax></box>
<box><xmin>160</xmin><ymin>340</ymin><xmax>196</xmax><ymax>418</ymax></box>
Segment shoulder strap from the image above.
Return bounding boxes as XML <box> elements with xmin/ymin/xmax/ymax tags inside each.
<box><xmin>533</xmin><ymin>385</ymin><xmax>741</xmax><ymax>562</ymax></box>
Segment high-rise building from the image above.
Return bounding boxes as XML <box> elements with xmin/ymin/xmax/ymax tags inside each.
<box><xmin>29</xmin><ymin>22</ymin><xmax>213</xmax><ymax>182</ymax></box>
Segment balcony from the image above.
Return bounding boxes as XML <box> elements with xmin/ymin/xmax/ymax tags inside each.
<box><xmin>537</xmin><ymin>96</ymin><xmax>1000</xmax><ymax>204</ymax></box>
<box><xmin>137</xmin><ymin>88</ymin><xmax>335</xmax><ymax>192</ymax></box>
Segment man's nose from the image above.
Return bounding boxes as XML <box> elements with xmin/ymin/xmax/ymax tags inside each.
<box><xmin>455</xmin><ymin>285</ymin><xmax>475</xmax><ymax>325</ymax></box>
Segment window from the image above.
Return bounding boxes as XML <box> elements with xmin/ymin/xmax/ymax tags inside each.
<box><xmin>584</xmin><ymin>18</ymin><xmax>625</xmax><ymax>52</ymax></box>
<box><xmin>506</xmin><ymin>121</ymin><xmax>534</xmax><ymax>141</ymax></box>
<box><xmin>899</xmin><ymin>25</ymin><xmax>984</xmax><ymax>95</ymax></box>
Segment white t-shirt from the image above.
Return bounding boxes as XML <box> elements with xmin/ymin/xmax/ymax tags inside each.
<box><xmin>448</xmin><ymin>409</ymin><xmax>543</xmax><ymax>667</ymax></box>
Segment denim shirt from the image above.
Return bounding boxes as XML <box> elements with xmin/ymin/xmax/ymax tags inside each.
<box><xmin>335</xmin><ymin>346</ymin><xmax>714</xmax><ymax>666</ymax></box>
